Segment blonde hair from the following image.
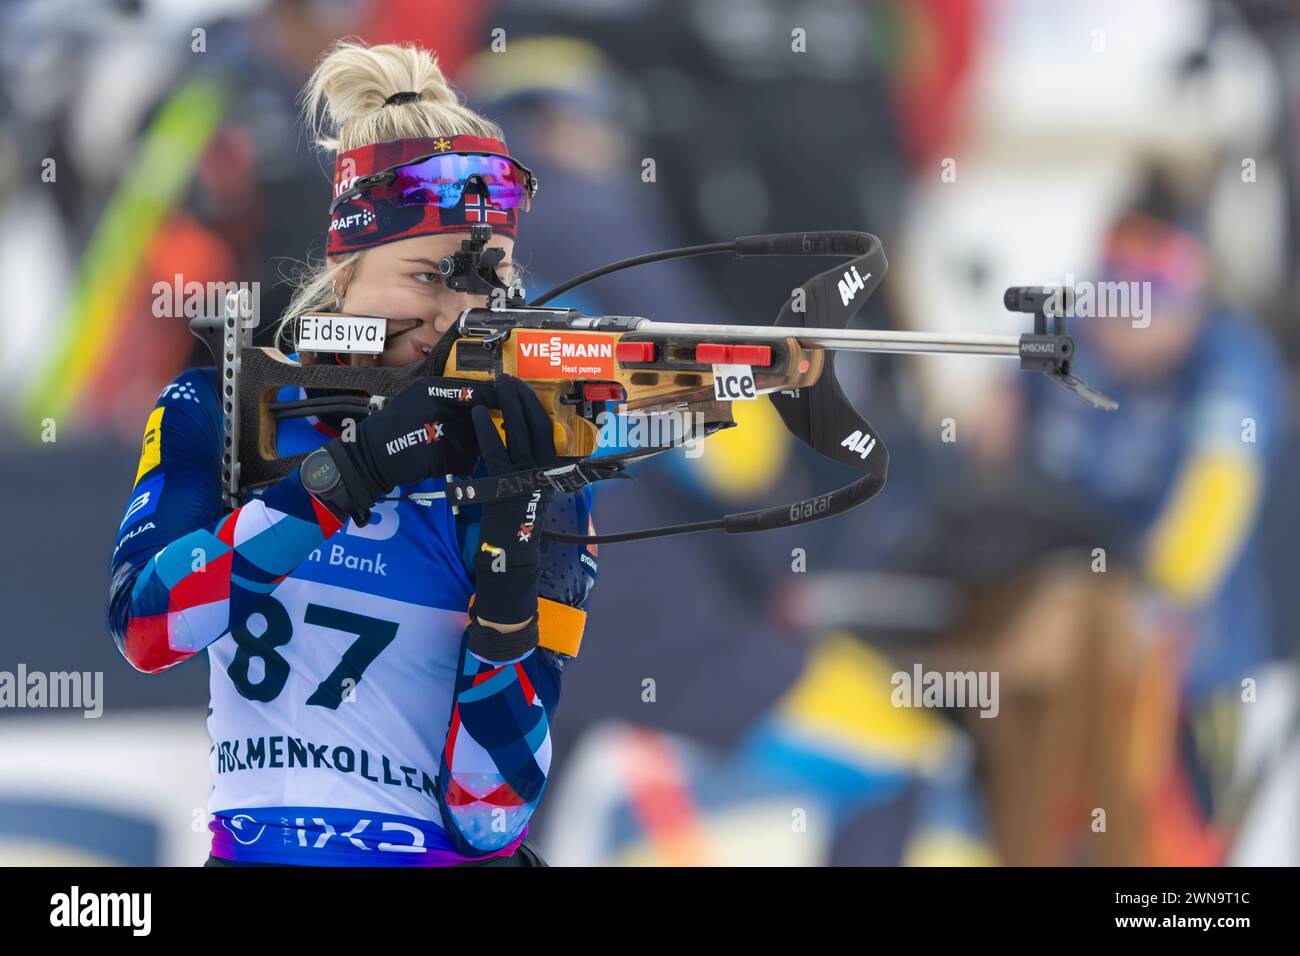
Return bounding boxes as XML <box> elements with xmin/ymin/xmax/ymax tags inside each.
<box><xmin>279</xmin><ymin>40</ymin><xmax>506</xmax><ymax>350</ymax></box>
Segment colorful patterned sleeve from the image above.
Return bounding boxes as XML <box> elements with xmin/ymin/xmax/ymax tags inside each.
<box><xmin>107</xmin><ymin>368</ymin><xmax>343</xmax><ymax>674</ymax></box>
<box><xmin>437</xmin><ymin>635</ymin><xmax>565</xmax><ymax>856</ymax></box>
<box><xmin>438</xmin><ymin>491</ymin><xmax>597</xmax><ymax>857</ymax></box>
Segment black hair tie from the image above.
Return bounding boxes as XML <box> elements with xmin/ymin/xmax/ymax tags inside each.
<box><xmin>383</xmin><ymin>91</ymin><xmax>420</xmax><ymax>107</ymax></box>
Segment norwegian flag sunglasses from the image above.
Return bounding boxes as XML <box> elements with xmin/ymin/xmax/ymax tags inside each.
<box><xmin>328</xmin><ymin>151</ymin><xmax>538</xmax><ymax>217</ymax></box>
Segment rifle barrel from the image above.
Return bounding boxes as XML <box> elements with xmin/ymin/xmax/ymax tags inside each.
<box><xmin>633</xmin><ymin>321</ymin><xmax>1021</xmax><ymax>358</ymax></box>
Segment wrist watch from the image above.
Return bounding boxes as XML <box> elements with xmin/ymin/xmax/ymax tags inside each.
<box><xmin>300</xmin><ymin>448</ymin><xmax>351</xmax><ymax>521</ymax></box>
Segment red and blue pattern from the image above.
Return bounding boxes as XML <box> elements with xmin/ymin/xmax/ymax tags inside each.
<box><xmin>438</xmin><ymin>640</ymin><xmax>559</xmax><ymax>853</ymax></box>
<box><xmin>107</xmin><ymin>367</ymin><xmax>594</xmax><ymax>864</ymax></box>
<box><xmin>118</xmin><ymin>483</ymin><xmax>340</xmax><ymax>673</ymax></box>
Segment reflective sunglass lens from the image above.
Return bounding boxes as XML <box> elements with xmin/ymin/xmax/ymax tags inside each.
<box><xmin>389</xmin><ymin>154</ymin><xmax>531</xmax><ymax>211</ymax></box>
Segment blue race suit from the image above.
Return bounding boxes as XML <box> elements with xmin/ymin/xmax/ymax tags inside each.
<box><xmin>107</xmin><ymin>367</ymin><xmax>597</xmax><ymax>865</ymax></box>
<box><xmin>1022</xmin><ymin>310</ymin><xmax>1285</xmax><ymax>698</ymax></box>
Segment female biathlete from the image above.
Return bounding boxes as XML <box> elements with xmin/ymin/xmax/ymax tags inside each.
<box><xmin>106</xmin><ymin>41</ymin><xmax>597</xmax><ymax>867</ymax></box>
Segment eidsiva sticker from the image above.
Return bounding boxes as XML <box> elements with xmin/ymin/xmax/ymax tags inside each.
<box><xmin>515</xmin><ymin>331</ymin><xmax>616</xmax><ymax>379</ymax></box>
<box><xmin>712</xmin><ymin>364</ymin><xmax>758</xmax><ymax>400</ymax></box>
<box><xmin>296</xmin><ymin>314</ymin><xmax>388</xmax><ymax>354</ymax></box>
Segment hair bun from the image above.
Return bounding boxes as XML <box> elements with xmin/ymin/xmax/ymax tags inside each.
<box><xmin>303</xmin><ymin>41</ymin><xmax>497</xmax><ymax>153</ymax></box>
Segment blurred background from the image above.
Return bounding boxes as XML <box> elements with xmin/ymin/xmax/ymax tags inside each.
<box><xmin>0</xmin><ymin>0</ymin><xmax>1297</xmax><ymax>865</ymax></box>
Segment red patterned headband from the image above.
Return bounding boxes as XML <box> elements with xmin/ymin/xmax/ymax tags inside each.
<box><xmin>327</xmin><ymin>135</ymin><xmax>520</xmax><ymax>256</ymax></box>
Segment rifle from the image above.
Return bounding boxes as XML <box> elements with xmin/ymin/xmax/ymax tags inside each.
<box><xmin>191</xmin><ymin>228</ymin><xmax>1115</xmax><ymax>545</ymax></box>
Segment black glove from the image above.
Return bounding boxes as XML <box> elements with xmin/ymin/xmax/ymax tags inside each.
<box><xmin>471</xmin><ymin>374</ymin><xmax>558</xmax><ymax>629</ymax></box>
<box><xmin>325</xmin><ymin>376</ymin><xmax>484</xmax><ymax>523</ymax></box>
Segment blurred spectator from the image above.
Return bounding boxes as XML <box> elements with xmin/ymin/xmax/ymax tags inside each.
<box><xmin>1026</xmin><ymin>173</ymin><xmax>1284</xmax><ymax>690</ymax></box>
<box><xmin>999</xmin><ymin>170</ymin><xmax>1288</xmax><ymax>850</ymax></box>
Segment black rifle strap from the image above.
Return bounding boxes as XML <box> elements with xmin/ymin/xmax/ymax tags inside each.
<box><xmin>443</xmin><ymin>417</ymin><xmax>887</xmax><ymax>546</ymax></box>
<box><xmin>536</xmin><ymin>236</ymin><xmax>892</xmax><ymax>545</ymax></box>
